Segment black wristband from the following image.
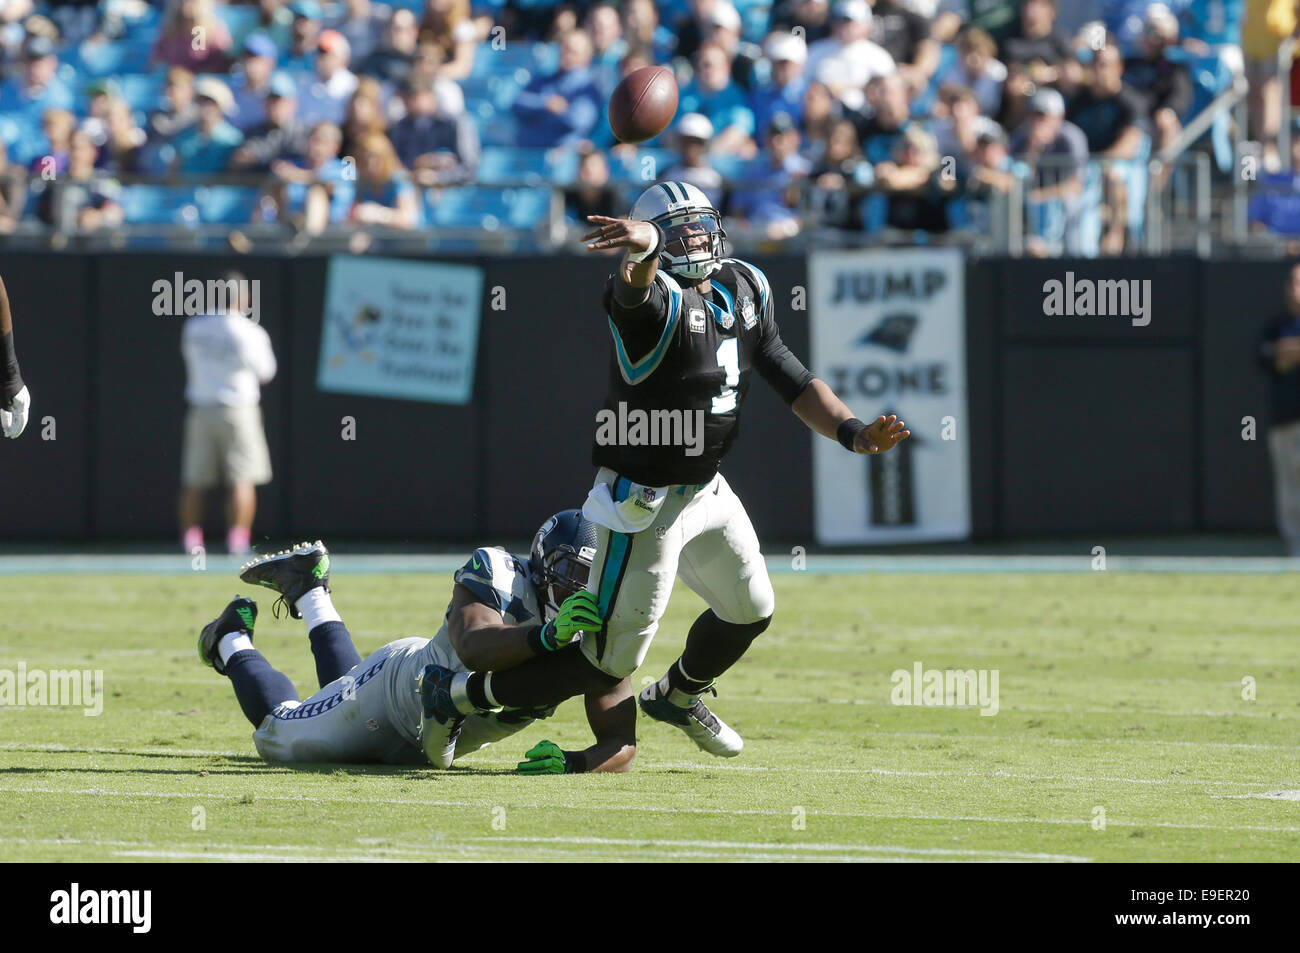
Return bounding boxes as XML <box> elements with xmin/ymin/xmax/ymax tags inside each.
<box><xmin>836</xmin><ymin>417</ymin><xmax>868</xmax><ymax>452</ymax></box>
<box><xmin>525</xmin><ymin>624</ymin><xmax>549</xmax><ymax>655</ymax></box>
<box><xmin>1</xmin><ymin>330</ymin><xmax>20</xmax><ymax>396</ymax></box>
<box><xmin>563</xmin><ymin>750</ymin><xmax>588</xmax><ymax>774</ymax></box>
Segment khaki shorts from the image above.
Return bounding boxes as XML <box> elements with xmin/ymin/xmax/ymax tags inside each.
<box><xmin>182</xmin><ymin>404</ymin><xmax>272</xmax><ymax>488</ymax></box>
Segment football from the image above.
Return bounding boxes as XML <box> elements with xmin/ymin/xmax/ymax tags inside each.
<box><xmin>608</xmin><ymin>65</ymin><xmax>678</xmax><ymax>144</ymax></box>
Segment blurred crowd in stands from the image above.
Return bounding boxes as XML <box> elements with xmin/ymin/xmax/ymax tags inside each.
<box><xmin>0</xmin><ymin>0</ymin><xmax>1296</xmax><ymax>254</ymax></box>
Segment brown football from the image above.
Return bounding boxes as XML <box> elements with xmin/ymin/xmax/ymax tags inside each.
<box><xmin>608</xmin><ymin>65</ymin><xmax>678</xmax><ymax>144</ymax></box>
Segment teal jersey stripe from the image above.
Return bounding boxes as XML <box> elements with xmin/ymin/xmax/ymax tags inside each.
<box><xmin>608</xmin><ymin>275</ymin><xmax>682</xmax><ymax>384</ymax></box>
<box><xmin>596</xmin><ymin>531</ymin><xmax>631</xmax><ymax>618</ymax></box>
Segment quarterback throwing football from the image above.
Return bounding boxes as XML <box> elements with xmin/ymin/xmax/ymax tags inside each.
<box><xmin>422</xmin><ymin>181</ymin><xmax>909</xmax><ymax>759</ymax></box>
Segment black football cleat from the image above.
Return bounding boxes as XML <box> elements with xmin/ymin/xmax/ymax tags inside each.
<box><xmin>238</xmin><ymin>540</ymin><xmax>331</xmax><ymax>619</ymax></box>
<box><xmin>197</xmin><ymin>596</ymin><xmax>258</xmax><ymax>675</ymax></box>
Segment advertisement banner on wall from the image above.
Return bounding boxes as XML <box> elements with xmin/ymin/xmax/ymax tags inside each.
<box><xmin>317</xmin><ymin>256</ymin><xmax>483</xmax><ymax>405</ymax></box>
<box><xmin>809</xmin><ymin>248</ymin><xmax>970</xmax><ymax>544</ymax></box>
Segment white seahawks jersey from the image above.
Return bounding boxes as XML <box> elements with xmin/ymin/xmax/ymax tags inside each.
<box><xmin>386</xmin><ymin>546</ymin><xmax>552</xmax><ymax>753</ymax></box>
<box><xmin>253</xmin><ymin>546</ymin><xmax>553</xmax><ymax>765</ymax></box>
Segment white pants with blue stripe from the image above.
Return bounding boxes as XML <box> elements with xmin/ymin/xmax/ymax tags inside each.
<box><xmin>580</xmin><ymin>467</ymin><xmax>775</xmax><ymax>678</ymax></box>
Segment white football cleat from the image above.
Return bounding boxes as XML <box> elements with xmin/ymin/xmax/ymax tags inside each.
<box><xmin>638</xmin><ymin>679</ymin><xmax>743</xmax><ymax>758</ymax></box>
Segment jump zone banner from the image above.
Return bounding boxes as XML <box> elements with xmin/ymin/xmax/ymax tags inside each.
<box><xmin>809</xmin><ymin>248</ymin><xmax>970</xmax><ymax>544</ymax></box>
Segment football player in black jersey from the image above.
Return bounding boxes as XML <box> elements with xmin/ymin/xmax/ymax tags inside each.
<box><xmin>421</xmin><ymin>180</ymin><xmax>908</xmax><ymax>763</ymax></box>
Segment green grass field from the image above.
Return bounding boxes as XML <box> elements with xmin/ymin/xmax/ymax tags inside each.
<box><xmin>1</xmin><ymin>567</ymin><xmax>1297</xmax><ymax>862</ymax></box>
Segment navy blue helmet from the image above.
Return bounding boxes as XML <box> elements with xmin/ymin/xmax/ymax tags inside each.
<box><xmin>529</xmin><ymin>509</ymin><xmax>599</xmax><ymax>618</ymax></box>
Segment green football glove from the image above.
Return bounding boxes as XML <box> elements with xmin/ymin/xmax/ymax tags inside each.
<box><xmin>516</xmin><ymin>740</ymin><xmax>568</xmax><ymax>775</ymax></box>
<box><xmin>539</xmin><ymin>589</ymin><xmax>602</xmax><ymax>651</ymax></box>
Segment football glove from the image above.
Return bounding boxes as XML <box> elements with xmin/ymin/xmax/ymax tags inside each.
<box><xmin>516</xmin><ymin>740</ymin><xmax>568</xmax><ymax>775</ymax></box>
<box><xmin>539</xmin><ymin>589</ymin><xmax>601</xmax><ymax>651</ymax></box>
<box><xmin>1</xmin><ymin>384</ymin><xmax>29</xmax><ymax>439</ymax></box>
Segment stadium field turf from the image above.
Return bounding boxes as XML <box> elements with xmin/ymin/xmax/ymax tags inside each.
<box><xmin>1</xmin><ymin>569</ymin><xmax>1296</xmax><ymax>862</ymax></box>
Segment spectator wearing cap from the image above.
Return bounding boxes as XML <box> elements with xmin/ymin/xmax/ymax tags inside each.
<box><xmin>1068</xmin><ymin>36</ymin><xmax>1147</xmax><ymax>254</ymax></box>
<box><xmin>296</xmin><ymin>29</ymin><xmax>359</xmax><ymax>126</ymax></box>
<box><xmin>1123</xmin><ymin>4</ymin><xmax>1192</xmax><ymax>153</ymax></box>
<box><xmin>804</xmin><ymin>0</ymin><xmax>895</xmax><ymax>112</ymax></box>
<box><xmin>267</xmin><ymin>121</ymin><xmax>355</xmax><ymax>232</ymax></box>
<box><xmin>751</xmin><ymin>31</ymin><xmax>809</xmax><ymax>141</ymax></box>
<box><xmin>934</xmin><ymin>27</ymin><xmax>1006</xmax><ymax>118</ymax></box>
<box><xmin>147</xmin><ymin>67</ymin><xmax>199</xmax><ymax>144</ymax></box>
<box><xmin>705</xmin><ymin>2</ymin><xmax>764</xmax><ymax>91</ymax></box>
<box><xmin>80</xmin><ymin>80</ymin><xmax>118</xmax><ymax>151</ymax></box>
<box><xmin>357</xmin><ymin>7</ymin><xmax>420</xmax><ymax>85</ymax></box>
<box><xmin>1010</xmin><ymin>87</ymin><xmax>1090</xmax><ymax>255</ymax></box>
<box><xmin>173</xmin><ymin>77</ymin><xmax>245</xmax><ymax>173</ymax></box>
<box><xmin>389</xmin><ymin>78</ymin><xmax>479</xmax><ymax>185</ymax></box>
<box><xmin>0</xmin><ymin>35</ymin><xmax>74</xmax><ymax>123</ymax></box>
<box><xmin>867</xmin><ymin>0</ymin><xmax>940</xmax><ymax>93</ymax></box>
<box><xmin>332</xmin><ymin>0</ymin><xmax>388</xmax><ymax>64</ymax></box>
<box><xmin>662</xmin><ymin>113</ymin><xmax>726</xmax><ymax>208</ymax></box>
<box><xmin>512</xmin><ymin>29</ymin><xmax>603</xmax><ymax>148</ymax></box>
<box><xmin>418</xmin><ymin>0</ymin><xmax>480</xmax><ymax>81</ymax></box>
<box><xmin>771</xmin><ymin>0</ymin><xmax>833</xmax><ymax>46</ymax></box>
<box><xmin>285</xmin><ymin>0</ymin><xmax>325</xmax><ymax>69</ymax></box>
<box><xmin>151</xmin><ymin>0</ymin><xmax>233</xmax><ymax>73</ymax></box>
<box><xmin>348</xmin><ymin>131</ymin><xmax>420</xmax><ymax>229</ymax></box>
<box><xmin>679</xmin><ymin>40</ymin><xmax>759</xmax><ymax>157</ymax></box>
<box><xmin>229</xmin><ymin>72</ymin><xmax>309</xmax><ymax>172</ymax></box>
<box><xmin>728</xmin><ymin>112</ymin><xmax>811</xmax><ymax>239</ymax></box>
<box><xmin>807</xmin><ymin>116</ymin><xmax>871</xmax><ymax>229</ymax></box>
<box><xmin>230</xmin><ymin>33</ymin><xmax>283</xmax><ymax>133</ymax></box>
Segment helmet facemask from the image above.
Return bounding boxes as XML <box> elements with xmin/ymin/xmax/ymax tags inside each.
<box><xmin>657</xmin><ymin>209</ymin><xmax>726</xmax><ymax>281</ymax></box>
<box><xmin>536</xmin><ymin>549</ymin><xmax>592</xmax><ymax>621</ymax></box>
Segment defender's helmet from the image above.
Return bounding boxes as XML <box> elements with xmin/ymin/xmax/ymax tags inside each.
<box><xmin>630</xmin><ymin>180</ymin><xmax>727</xmax><ymax>282</ymax></box>
<box><xmin>529</xmin><ymin>509</ymin><xmax>599</xmax><ymax>620</ymax></box>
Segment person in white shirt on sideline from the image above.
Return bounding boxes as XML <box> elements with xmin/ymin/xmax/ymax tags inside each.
<box><xmin>179</xmin><ymin>271</ymin><xmax>277</xmax><ymax>556</ymax></box>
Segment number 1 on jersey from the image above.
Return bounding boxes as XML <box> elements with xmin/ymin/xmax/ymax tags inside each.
<box><xmin>712</xmin><ymin>338</ymin><xmax>740</xmax><ymax>413</ymax></box>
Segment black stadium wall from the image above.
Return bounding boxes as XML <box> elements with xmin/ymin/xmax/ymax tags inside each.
<box><xmin>0</xmin><ymin>251</ymin><xmax>1283</xmax><ymax>545</ymax></box>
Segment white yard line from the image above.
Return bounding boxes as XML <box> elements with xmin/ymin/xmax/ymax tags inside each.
<box><xmin>0</xmin><ymin>784</ymin><xmax>1294</xmax><ymax>832</ymax></box>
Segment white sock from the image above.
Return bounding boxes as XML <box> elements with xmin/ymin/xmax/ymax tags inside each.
<box><xmin>295</xmin><ymin>587</ymin><xmax>341</xmax><ymax>631</ymax></box>
<box><xmin>483</xmin><ymin>672</ymin><xmax>500</xmax><ymax>708</ymax></box>
<box><xmin>217</xmin><ymin>632</ymin><xmax>254</xmax><ymax>666</ymax></box>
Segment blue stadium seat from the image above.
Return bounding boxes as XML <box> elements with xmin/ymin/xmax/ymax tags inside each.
<box><xmin>738</xmin><ymin>2</ymin><xmax>771</xmax><ymax>44</ymax></box>
<box><xmin>119</xmin><ymin>185</ymin><xmax>201</xmax><ymax>225</ymax></box>
<box><xmin>195</xmin><ymin>185</ymin><xmax>260</xmax><ymax>224</ymax></box>
<box><xmin>214</xmin><ymin>4</ymin><xmax>260</xmax><ymax>36</ymax></box>
<box><xmin>606</xmin><ymin>148</ymin><xmax>678</xmax><ymax>183</ymax></box>
<box><xmin>66</xmin><ymin>38</ymin><xmax>154</xmax><ymax>77</ymax></box>
<box><xmin>425</xmin><ymin>186</ymin><xmax>551</xmax><ymax>229</ymax></box>
<box><xmin>0</xmin><ymin>114</ymin><xmax>44</xmax><ymax>166</ymax></box>
<box><xmin>477</xmin><ymin>146</ymin><xmax>579</xmax><ymax>185</ymax></box>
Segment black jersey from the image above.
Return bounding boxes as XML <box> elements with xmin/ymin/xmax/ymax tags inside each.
<box><xmin>592</xmin><ymin>258</ymin><xmax>815</xmax><ymax>486</ymax></box>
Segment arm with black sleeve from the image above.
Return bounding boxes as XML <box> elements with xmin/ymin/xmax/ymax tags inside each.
<box><xmin>0</xmin><ymin>274</ymin><xmax>31</xmax><ymax>439</ymax></box>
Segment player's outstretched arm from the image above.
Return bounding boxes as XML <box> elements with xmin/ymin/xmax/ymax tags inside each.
<box><xmin>516</xmin><ymin>678</ymin><xmax>637</xmax><ymax>775</ymax></box>
<box><xmin>791</xmin><ymin>378</ymin><xmax>910</xmax><ymax>454</ymax></box>
<box><xmin>583</xmin><ymin>215</ymin><xmax>662</xmax><ymax>300</ymax></box>
<box><xmin>448</xmin><ymin>585</ymin><xmax>602</xmax><ymax>672</ymax></box>
<box><xmin>0</xmin><ymin>274</ymin><xmax>31</xmax><ymax>439</ymax></box>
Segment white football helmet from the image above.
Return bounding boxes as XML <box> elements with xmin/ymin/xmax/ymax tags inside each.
<box><xmin>629</xmin><ymin>180</ymin><xmax>727</xmax><ymax>282</ymax></box>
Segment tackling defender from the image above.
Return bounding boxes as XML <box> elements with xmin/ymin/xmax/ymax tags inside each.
<box><xmin>197</xmin><ymin>511</ymin><xmax>636</xmax><ymax>774</ymax></box>
<box><xmin>421</xmin><ymin>180</ymin><xmax>909</xmax><ymax>760</ymax></box>
<box><xmin>1</xmin><ymin>274</ymin><xmax>31</xmax><ymax>439</ymax></box>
